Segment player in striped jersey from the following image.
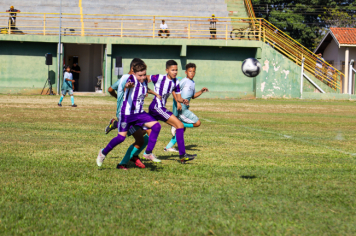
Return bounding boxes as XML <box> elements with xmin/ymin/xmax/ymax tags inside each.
<box><xmin>103</xmin><ymin>58</ymin><xmax>162</xmax><ymax>169</ymax></box>
<box><xmin>165</xmin><ymin>63</ymin><xmax>209</xmax><ymax>152</ymax></box>
<box><xmin>97</xmin><ymin>62</ymin><xmax>161</xmax><ymax>170</ymax></box>
<box><xmin>148</xmin><ymin>60</ymin><xmax>196</xmax><ymax>164</ymax></box>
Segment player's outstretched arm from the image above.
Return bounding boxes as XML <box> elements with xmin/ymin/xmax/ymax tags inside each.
<box><xmin>174</xmin><ymin>92</ymin><xmax>189</xmax><ymax>106</ymax></box>
<box><xmin>147</xmin><ymin>88</ymin><xmax>162</xmax><ymax>100</ymax></box>
<box><xmin>192</xmin><ymin>87</ymin><xmax>209</xmax><ymax>99</ymax></box>
<box><xmin>108</xmin><ymin>87</ymin><xmax>117</xmax><ymax>99</ymax></box>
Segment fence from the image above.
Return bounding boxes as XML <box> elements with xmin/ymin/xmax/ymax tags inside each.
<box><xmin>0</xmin><ymin>12</ymin><xmax>344</xmax><ymax>91</ymax></box>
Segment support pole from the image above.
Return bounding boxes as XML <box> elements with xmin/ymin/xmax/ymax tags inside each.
<box><xmin>57</xmin><ymin>0</ymin><xmax>62</xmax><ymax>95</ymax></box>
<box><xmin>344</xmin><ymin>47</ymin><xmax>349</xmax><ymax>94</ymax></box>
<box><xmin>300</xmin><ymin>58</ymin><xmax>305</xmax><ymax>99</ymax></box>
<box><xmin>349</xmin><ymin>59</ymin><xmax>354</xmax><ymax>95</ymax></box>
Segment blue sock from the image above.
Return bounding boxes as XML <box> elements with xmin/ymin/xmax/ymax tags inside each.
<box><xmin>133</xmin><ymin>134</ymin><xmax>149</xmax><ymax>157</ymax></box>
<box><xmin>70</xmin><ymin>96</ymin><xmax>74</xmax><ymax>105</ymax></box>
<box><xmin>59</xmin><ymin>95</ymin><xmax>64</xmax><ymax>104</ymax></box>
<box><xmin>183</xmin><ymin>123</ymin><xmax>194</xmax><ymax>128</ymax></box>
<box><xmin>166</xmin><ymin>136</ymin><xmax>177</xmax><ymax>149</ymax></box>
<box><xmin>120</xmin><ymin>145</ymin><xmax>139</xmax><ymax>165</ymax></box>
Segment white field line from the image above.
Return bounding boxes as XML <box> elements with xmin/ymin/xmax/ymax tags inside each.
<box><xmin>240</xmin><ymin>126</ymin><xmax>356</xmax><ymax>156</ymax></box>
<box><xmin>201</xmin><ymin>118</ymin><xmax>215</xmax><ymax>123</ymax></box>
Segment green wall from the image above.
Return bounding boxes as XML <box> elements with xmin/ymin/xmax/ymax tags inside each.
<box><xmin>255</xmin><ymin>44</ymin><xmax>337</xmax><ymax>99</ymax></box>
<box><xmin>0</xmin><ymin>41</ymin><xmax>58</xmax><ymax>94</ymax></box>
<box><xmin>112</xmin><ymin>45</ymin><xmax>257</xmax><ymax>98</ymax></box>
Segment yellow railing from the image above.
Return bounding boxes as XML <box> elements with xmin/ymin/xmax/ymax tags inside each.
<box><xmin>0</xmin><ymin>12</ymin><xmax>344</xmax><ymax>91</ymax></box>
<box><xmin>244</xmin><ymin>0</ymin><xmax>256</xmax><ymax>18</ymax></box>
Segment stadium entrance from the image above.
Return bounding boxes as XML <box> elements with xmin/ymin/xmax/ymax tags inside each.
<box><xmin>63</xmin><ymin>43</ymin><xmax>104</xmax><ymax>92</ymax></box>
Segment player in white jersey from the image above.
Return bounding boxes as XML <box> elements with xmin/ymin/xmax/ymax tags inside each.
<box><xmin>164</xmin><ymin>63</ymin><xmax>209</xmax><ymax>152</ymax></box>
<box><xmin>97</xmin><ymin>62</ymin><xmax>161</xmax><ymax>170</ymax></box>
<box><xmin>148</xmin><ymin>60</ymin><xmax>196</xmax><ymax>164</ymax></box>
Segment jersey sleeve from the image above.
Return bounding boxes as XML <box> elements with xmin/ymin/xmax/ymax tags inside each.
<box><xmin>150</xmin><ymin>74</ymin><xmax>160</xmax><ymax>84</ymax></box>
<box><xmin>174</xmin><ymin>79</ymin><xmax>181</xmax><ymax>94</ymax></box>
<box><xmin>64</xmin><ymin>73</ymin><xmax>70</xmax><ymax>80</ymax></box>
<box><xmin>126</xmin><ymin>74</ymin><xmax>136</xmax><ymax>85</ymax></box>
<box><xmin>111</xmin><ymin>79</ymin><xmax>121</xmax><ymax>90</ymax></box>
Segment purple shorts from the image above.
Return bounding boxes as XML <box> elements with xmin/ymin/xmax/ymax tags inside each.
<box><xmin>118</xmin><ymin>111</ymin><xmax>156</xmax><ymax>133</ymax></box>
<box><xmin>149</xmin><ymin>104</ymin><xmax>173</xmax><ymax>122</ymax></box>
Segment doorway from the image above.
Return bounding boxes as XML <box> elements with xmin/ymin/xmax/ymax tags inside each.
<box><xmin>64</xmin><ymin>44</ymin><xmax>104</xmax><ymax>92</ymax></box>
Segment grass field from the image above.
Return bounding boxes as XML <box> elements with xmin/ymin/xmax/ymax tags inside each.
<box><xmin>1</xmin><ymin>94</ymin><xmax>356</xmax><ymax>235</ymax></box>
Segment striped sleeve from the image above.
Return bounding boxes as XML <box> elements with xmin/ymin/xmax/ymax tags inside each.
<box><xmin>150</xmin><ymin>74</ymin><xmax>160</xmax><ymax>84</ymax></box>
<box><xmin>174</xmin><ymin>79</ymin><xmax>181</xmax><ymax>94</ymax></box>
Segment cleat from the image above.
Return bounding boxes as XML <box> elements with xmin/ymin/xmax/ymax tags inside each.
<box><xmin>171</xmin><ymin>126</ymin><xmax>176</xmax><ymax>136</ymax></box>
<box><xmin>164</xmin><ymin>147</ymin><xmax>179</xmax><ymax>152</ymax></box>
<box><xmin>58</xmin><ymin>103</ymin><xmax>62</xmax><ymax>107</ymax></box>
<box><xmin>72</xmin><ymin>104</ymin><xmax>77</xmax><ymax>107</ymax></box>
<box><xmin>180</xmin><ymin>153</ymin><xmax>196</xmax><ymax>164</ymax></box>
<box><xmin>96</xmin><ymin>149</ymin><xmax>106</xmax><ymax>167</ymax></box>
<box><xmin>130</xmin><ymin>156</ymin><xmax>145</xmax><ymax>168</ymax></box>
<box><xmin>105</xmin><ymin>118</ymin><xmax>117</xmax><ymax>135</ymax></box>
<box><xmin>117</xmin><ymin>164</ymin><xmax>128</xmax><ymax>170</ymax></box>
<box><xmin>143</xmin><ymin>153</ymin><xmax>161</xmax><ymax>163</ymax></box>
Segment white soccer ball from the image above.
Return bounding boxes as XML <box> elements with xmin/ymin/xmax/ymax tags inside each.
<box><xmin>241</xmin><ymin>58</ymin><xmax>261</xmax><ymax>77</ymax></box>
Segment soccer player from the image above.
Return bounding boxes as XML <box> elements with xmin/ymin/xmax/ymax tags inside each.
<box><xmin>148</xmin><ymin>60</ymin><xmax>196</xmax><ymax>164</ymax></box>
<box><xmin>104</xmin><ymin>58</ymin><xmax>162</xmax><ymax>169</ymax></box>
<box><xmin>97</xmin><ymin>62</ymin><xmax>161</xmax><ymax>170</ymax></box>
<box><xmin>58</xmin><ymin>66</ymin><xmax>77</xmax><ymax>107</ymax></box>
<box><xmin>165</xmin><ymin>63</ymin><xmax>209</xmax><ymax>152</ymax></box>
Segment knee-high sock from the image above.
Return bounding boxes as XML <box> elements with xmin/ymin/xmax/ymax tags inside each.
<box><xmin>176</xmin><ymin>128</ymin><xmax>186</xmax><ymax>156</ymax></box>
<box><xmin>102</xmin><ymin>134</ymin><xmax>126</xmax><ymax>156</ymax></box>
<box><xmin>120</xmin><ymin>145</ymin><xmax>139</xmax><ymax>165</ymax></box>
<box><xmin>134</xmin><ymin>134</ymin><xmax>149</xmax><ymax>156</ymax></box>
<box><xmin>165</xmin><ymin>136</ymin><xmax>177</xmax><ymax>149</ymax></box>
<box><xmin>59</xmin><ymin>95</ymin><xmax>64</xmax><ymax>104</ymax></box>
<box><xmin>183</xmin><ymin>123</ymin><xmax>194</xmax><ymax>128</ymax></box>
<box><xmin>70</xmin><ymin>96</ymin><xmax>75</xmax><ymax>105</ymax></box>
<box><xmin>145</xmin><ymin>123</ymin><xmax>161</xmax><ymax>154</ymax></box>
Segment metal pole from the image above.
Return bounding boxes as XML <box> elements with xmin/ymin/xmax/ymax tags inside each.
<box><xmin>57</xmin><ymin>0</ymin><xmax>62</xmax><ymax>95</ymax></box>
<box><xmin>349</xmin><ymin>59</ymin><xmax>354</xmax><ymax>95</ymax></box>
<box><xmin>300</xmin><ymin>58</ymin><xmax>305</xmax><ymax>99</ymax></box>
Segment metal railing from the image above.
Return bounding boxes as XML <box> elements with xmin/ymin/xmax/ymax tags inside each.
<box><xmin>244</xmin><ymin>0</ymin><xmax>256</xmax><ymax>18</ymax></box>
<box><xmin>0</xmin><ymin>12</ymin><xmax>344</xmax><ymax>91</ymax></box>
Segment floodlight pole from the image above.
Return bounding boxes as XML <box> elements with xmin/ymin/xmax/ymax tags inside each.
<box><xmin>56</xmin><ymin>0</ymin><xmax>62</xmax><ymax>95</ymax></box>
<box><xmin>349</xmin><ymin>59</ymin><xmax>354</xmax><ymax>95</ymax></box>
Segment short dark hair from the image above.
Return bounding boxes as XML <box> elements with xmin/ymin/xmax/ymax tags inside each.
<box><xmin>133</xmin><ymin>62</ymin><xmax>147</xmax><ymax>73</ymax></box>
<box><xmin>166</xmin><ymin>60</ymin><xmax>178</xmax><ymax>69</ymax></box>
<box><xmin>65</xmin><ymin>65</ymin><xmax>71</xmax><ymax>69</ymax></box>
<box><xmin>185</xmin><ymin>63</ymin><xmax>196</xmax><ymax>71</ymax></box>
<box><xmin>130</xmin><ymin>58</ymin><xmax>144</xmax><ymax>69</ymax></box>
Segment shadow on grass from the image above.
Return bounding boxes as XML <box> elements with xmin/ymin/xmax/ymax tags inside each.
<box><xmin>185</xmin><ymin>145</ymin><xmax>200</xmax><ymax>151</ymax></box>
<box><xmin>240</xmin><ymin>175</ymin><xmax>257</xmax><ymax>179</ymax></box>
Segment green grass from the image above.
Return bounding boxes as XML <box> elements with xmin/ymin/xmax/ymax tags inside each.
<box><xmin>1</xmin><ymin>95</ymin><xmax>356</xmax><ymax>235</ymax></box>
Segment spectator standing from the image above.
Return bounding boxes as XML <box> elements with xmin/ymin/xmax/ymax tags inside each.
<box><xmin>6</xmin><ymin>6</ymin><xmax>20</xmax><ymax>29</ymax></box>
<box><xmin>315</xmin><ymin>53</ymin><xmax>324</xmax><ymax>80</ymax></box>
<box><xmin>159</xmin><ymin>20</ymin><xmax>170</xmax><ymax>38</ymax></box>
<box><xmin>71</xmin><ymin>63</ymin><xmax>81</xmax><ymax>92</ymax></box>
<box><xmin>209</xmin><ymin>14</ymin><xmax>218</xmax><ymax>39</ymax></box>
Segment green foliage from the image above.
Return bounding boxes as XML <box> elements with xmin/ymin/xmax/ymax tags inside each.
<box><xmin>252</xmin><ymin>0</ymin><xmax>356</xmax><ymax>50</ymax></box>
<box><xmin>1</xmin><ymin>95</ymin><xmax>356</xmax><ymax>235</ymax></box>
<box><xmin>323</xmin><ymin>8</ymin><xmax>356</xmax><ymax>28</ymax></box>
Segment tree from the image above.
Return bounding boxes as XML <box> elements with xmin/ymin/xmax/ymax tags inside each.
<box><xmin>252</xmin><ymin>0</ymin><xmax>356</xmax><ymax>50</ymax></box>
<box><xmin>323</xmin><ymin>9</ymin><xmax>356</xmax><ymax>28</ymax></box>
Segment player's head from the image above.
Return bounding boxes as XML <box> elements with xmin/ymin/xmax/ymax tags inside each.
<box><xmin>133</xmin><ymin>62</ymin><xmax>147</xmax><ymax>82</ymax></box>
<box><xmin>185</xmin><ymin>63</ymin><xmax>196</xmax><ymax>80</ymax></box>
<box><xmin>130</xmin><ymin>58</ymin><xmax>144</xmax><ymax>73</ymax></box>
<box><xmin>166</xmin><ymin>60</ymin><xmax>178</xmax><ymax>79</ymax></box>
<box><xmin>162</xmin><ymin>20</ymin><xmax>165</xmax><ymax>23</ymax></box>
<box><xmin>10</xmin><ymin>6</ymin><xmax>14</xmax><ymax>10</ymax></box>
<box><xmin>65</xmin><ymin>65</ymin><xmax>71</xmax><ymax>72</ymax></box>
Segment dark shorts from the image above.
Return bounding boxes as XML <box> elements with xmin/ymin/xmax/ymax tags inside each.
<box><xmin>118</xmin><ymin>112</ymin><xmax>156</xmax><ymax>133</ymax></box>
<box><xmin>149</xmin><ymin>104</ymin><xmax>173</xmax><ymax>122</ymax></box>
<box><xmin>210</xmin><ymin>28</ymin><xmax>216</xmax><ymax>35</ymax></box>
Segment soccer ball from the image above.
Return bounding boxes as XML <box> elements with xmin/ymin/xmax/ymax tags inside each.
<box><xmin>241</xmin><ymin>58</ymin><xmax>261</xmax><ymax>77</ymax></box>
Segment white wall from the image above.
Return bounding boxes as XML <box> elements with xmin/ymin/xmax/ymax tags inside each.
<box><xmin>323</xmin><ymin>40</ymin><xmax>356</xmax><ymax>73</ymax></box>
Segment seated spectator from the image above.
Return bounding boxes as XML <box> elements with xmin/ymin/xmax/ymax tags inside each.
<box><xmin>158</xmin><ymin>20</ymin><xmax>170</xmax><ymax>38</ymax></box>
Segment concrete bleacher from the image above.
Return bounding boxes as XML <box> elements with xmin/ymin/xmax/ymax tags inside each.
<box><xmin>0</xmin><ymin>0</ymin><xmax>250</xmax><ymax>39</ymax></box>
